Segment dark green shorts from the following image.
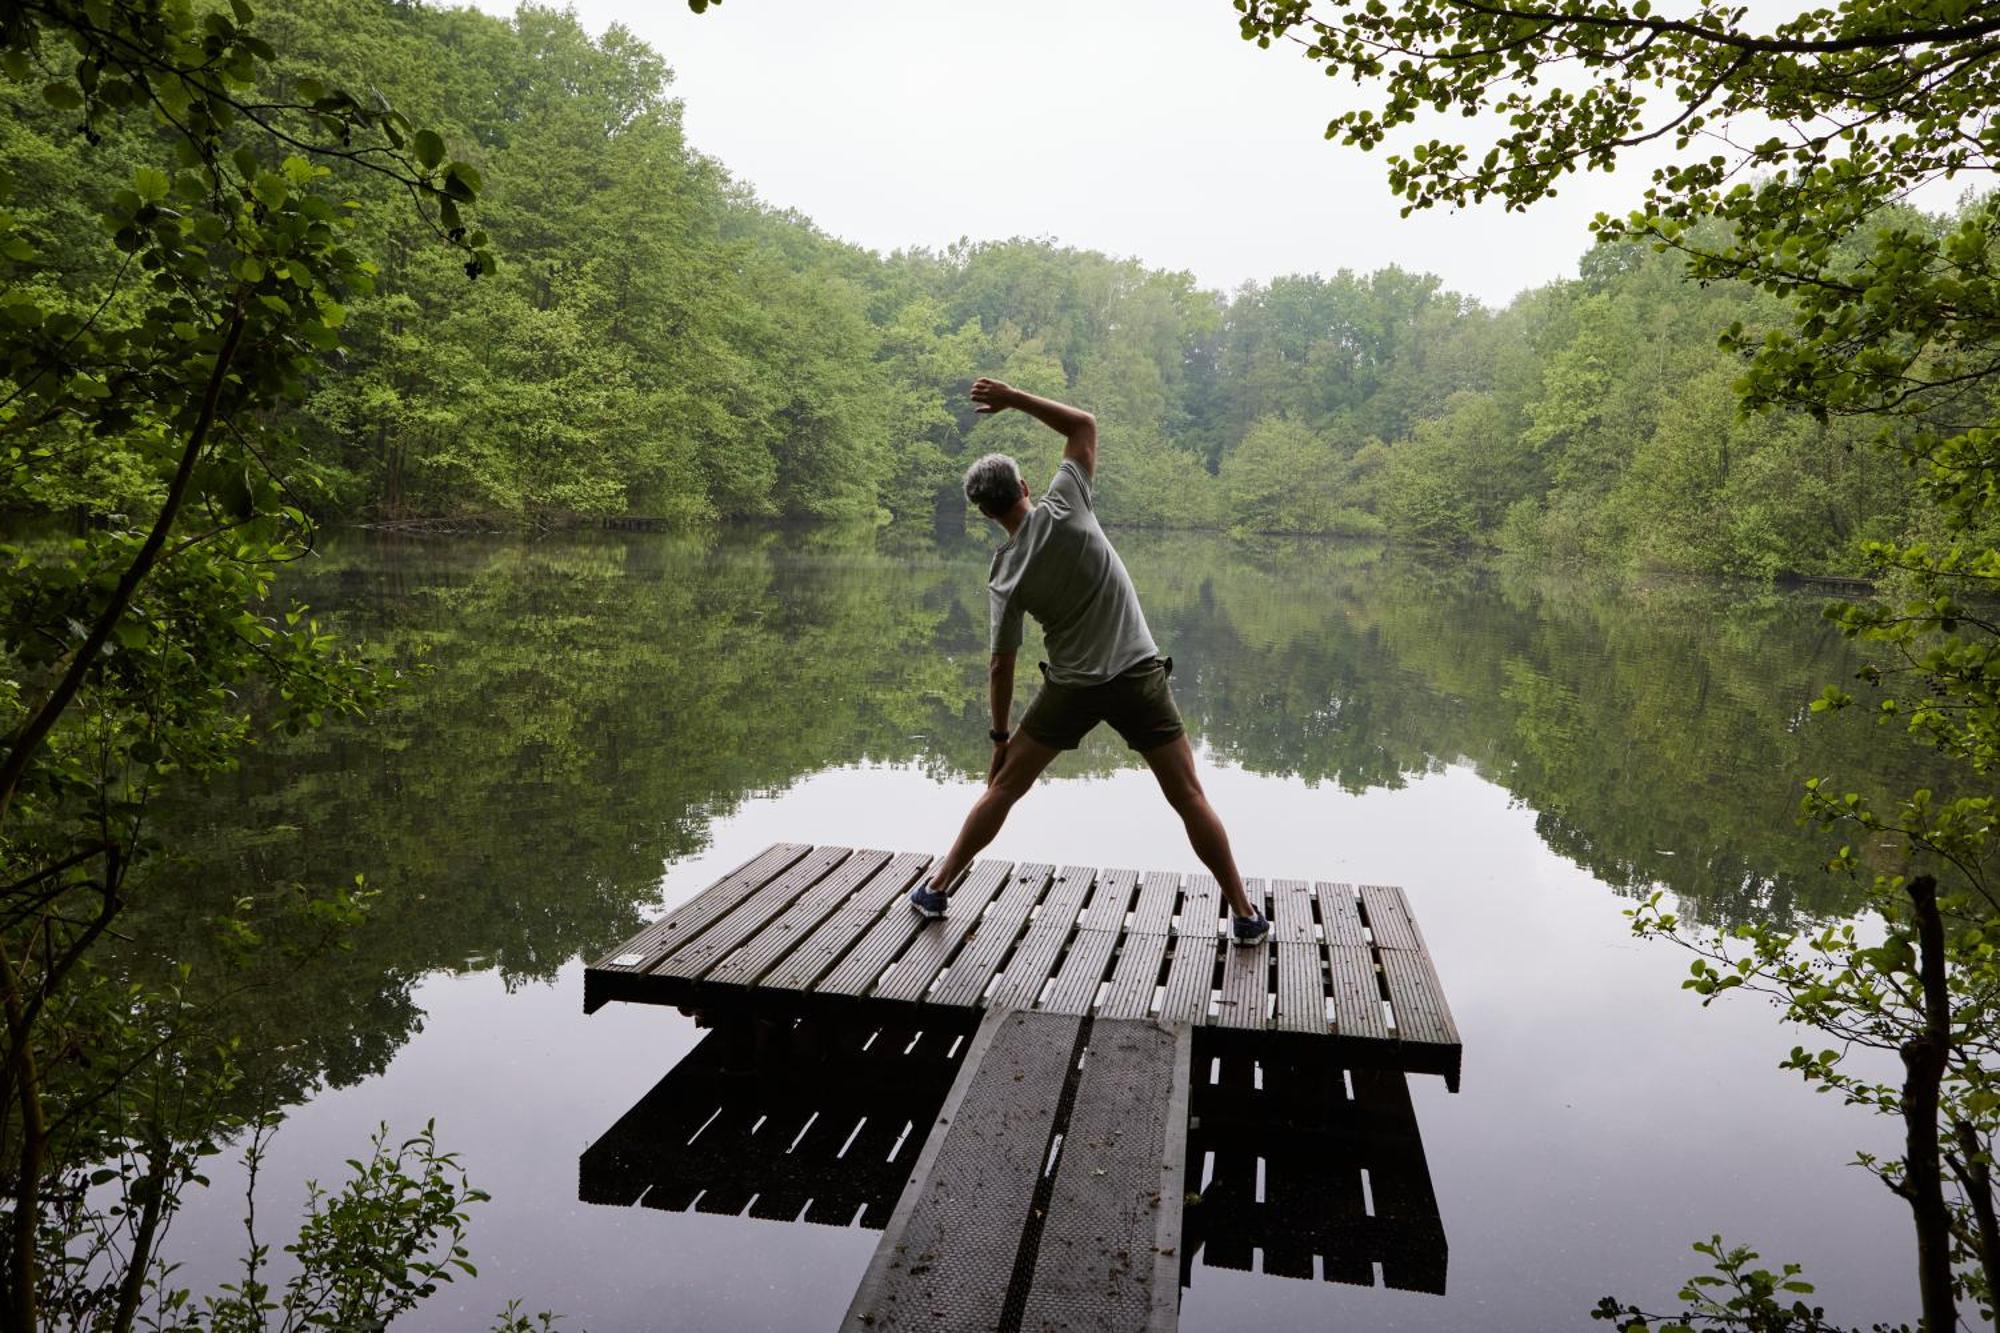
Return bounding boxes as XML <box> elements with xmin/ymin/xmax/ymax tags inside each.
<box><xmin>1019</xmin><ymin>656</ymin><xmax>1184</xmax><ymax>753</ymax></box>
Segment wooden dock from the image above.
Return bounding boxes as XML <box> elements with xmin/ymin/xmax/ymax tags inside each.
<box><xmin>582</xmin><ymin>844</ymin><xmax>1462</xmax><ymax>1332</ymax></box>
<box><xmin>584</xmin><ymin>843</ymin><xmax>1460</xmax><ymax>1084</ymax></box>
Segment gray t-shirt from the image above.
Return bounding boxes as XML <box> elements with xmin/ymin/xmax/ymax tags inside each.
<box><xmin>988</xmin><ymin>459</ymin><xmax>1160</xmax><ymax>686</ymax></box>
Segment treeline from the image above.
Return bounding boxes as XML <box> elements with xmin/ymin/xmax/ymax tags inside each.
<box><xmin>0</xmin><ymin>0</ymin><xmax>1937</xmax><ymax>574</ymax></box>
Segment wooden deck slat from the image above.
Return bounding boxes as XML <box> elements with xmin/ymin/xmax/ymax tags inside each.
<box><xmin>1360</xmin><ymin>882</ymin><xmax>1424</xmax><ymax>952</ymax></box>
<box><xmin>1158</xmin><ymin>930</ymin><xmax>1218</xmax><ymax>1025</ymax></box>
<box><xmin>1098</xmin><ymin>926</ymin><xmax>1172</xmax><ymax>1020</ymax></box>
<box><xmin>842</xmin><ymin>1011</ymin><xmax>1083</xmax><ymax>1333</ymax></box>
<box><xmin>1380</xmin><ymin>947</ymin><xmax>1462</xmax><ymax>1047</ymax></box>
<box><xmin>1270</xmin><ymin>878</ymin><xmax>1316</xmax><ymax>944</ymax></box>
<box><xmin>1018</xmin><ymin>1019</ymin><xmax>1189</xmax><ymax>1331</ymax></box>
<box><xmin>1176</xmin><ymin>872</ymin><xmax>1222</xmax><ymax>940</ymax></box>
<box><xmin>1328</xmin><ymin>943</ymin><xmax>1390</xmax><ymax>1040</ymax></box>
<box><xmin>1273</xmin><ymin>940</ymin><xmax>1327</xmax><ymax>1034</ymax></box>
<box><xmin>1039</xmin><ymin>927</ymin><xmax>1122</xmax><ymax>1015</ymax></box>
<box><xmin>1215</xmin><ymin>882</ymin><xmax>1269</xmax><ymax>1030</ymax></box>
<box><xmin>1316</xmin><ymin>881</ymin><xmax>1368</xmax><ymax>949</ymax></box>
<box><xmin>705</xmin><ymin>849</ymin><xmax>896</xmax><ymax>987</ymax></box>
<box><xmin>758</xmin><ymin>855</ymin><xmax>930</xmax><ymax>994</ymax></box>
<box><xmin>821</xmin><ymin>862</ymin><xmax>989</xmax><ymax>998</ymax></box>
<box><xmin>985</xmin><ymin>864</ymin><xmax>1097</xmax><ymax>1011</ymax></box>
<box><xmin>592</xmin><ymin>842</ymin><xmax>811</xmax><ymax>974</ymax></box>
<box><xmin>922</xmin><ymin>863</ymin><xmax>1054</xmax><ymax>1009</ymax></box>
<box><xmin>652</xmin><ymin>846</ymin><xmax>852</xmax><ymax>979</ymax></box>
<box><xmin>869</xmin><ymin>860</ymin><xmax>1013</xmax><ymax>1003</ymax></box>
<box><xmin>1128</xmin><ymin>870</ymin><xmax>1182</xmax><ymax>936</ymax></box>
<box><xmin>1076</xmin><ymin>867</ymin><xmax>1139</xmax><ymax>933</ymax></box>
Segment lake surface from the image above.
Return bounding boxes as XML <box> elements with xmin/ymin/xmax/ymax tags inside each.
<box><xmin>140</xmin><ymin>526</ymin><xmax>1932</xmax><ymax>1330</ymax></box>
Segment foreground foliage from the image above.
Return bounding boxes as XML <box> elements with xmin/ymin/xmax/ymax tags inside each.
<box><xmin>0</xmin><ymin>0</ymin><xmax>532</xmax><ymax>1328</ymax></box>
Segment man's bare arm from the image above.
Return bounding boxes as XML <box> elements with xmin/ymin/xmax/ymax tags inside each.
<box><xmin>989</xmin><ymin>650</ymin><xmax>1016</xmax><ymax>734</ymax></box>
<box><xmin>987</xmin><ymin>650</ymin><xmax>1017</xmax><ymax>783</ymax></box>
<box><xmin>971</xmin><ymin>377</ymin><xmax>1098</xmax><ymax>479</ymax></box>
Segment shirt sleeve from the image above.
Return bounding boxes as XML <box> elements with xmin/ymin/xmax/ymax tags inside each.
<box><xmin>990</xmin><ymin>589</ymin><xmax>1025</xmax><ymax>653</ymax></box>
<box><xmin>1044</xmin><ymin>457</ymin><xmax>1093</xmax><ymax>513</ymax></box>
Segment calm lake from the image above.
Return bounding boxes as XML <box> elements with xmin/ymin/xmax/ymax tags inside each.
<box><xmin>142</xmin><ymin>526</ymin><xmax>1928</xmax><ymax>1330</ymax></box>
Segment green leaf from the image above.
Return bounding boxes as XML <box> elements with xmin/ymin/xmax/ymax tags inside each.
<box><xmin>253</xmin><ymin>170</ymin><xmax>287</xmax><ymax>210</ymax></box>
<box><xmin>414</xmin><ymin>129</ymin><xmax>446</xmax><ymax>171</ymax></box>
<box><xmin>134</xmin><ymin>166</ymin><xmax>171</xmax><ymax>204</ymax></box>
<box><xmin>443</xmin><ymin>161</ymin><xmax>483</xmax><ymax>199</ymax></box>
<box><xmin>41</xmin><ymin>82</ymin><xmax>82</xmax><ymax>111</ymax></box>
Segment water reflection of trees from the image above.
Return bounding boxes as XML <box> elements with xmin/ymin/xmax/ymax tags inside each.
<box><xmin>127</xmin><ymin>527</ymin><xmax>1931</xmax><ymax>1107</ymax></box>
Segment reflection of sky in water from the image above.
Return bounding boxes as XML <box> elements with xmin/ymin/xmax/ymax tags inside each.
<box><xmin>164</xmin><ymin>758</ymin><xmax>1913</xmax><ymax>1331</ymax></box>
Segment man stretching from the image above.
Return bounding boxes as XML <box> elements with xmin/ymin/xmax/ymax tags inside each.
<box><xmin>907</xmin><ymin>378</ymin><xmax>1270</xmax><ymax>947</ymax></box>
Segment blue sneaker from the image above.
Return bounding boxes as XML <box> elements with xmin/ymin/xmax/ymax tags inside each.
<box><xmin>1231</xmin><ymin>910</ymin><xmax>1270</xmax><ymax>946</ymax></box>
<box><xmin>908</xmin><ymin>880</ymin><xmax>947</xmax><ymax>920</ymax></box>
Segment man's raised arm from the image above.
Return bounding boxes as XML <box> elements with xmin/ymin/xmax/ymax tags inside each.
<box><xmin>971</xmin><ymin>377</ymin><xmax>1097</xmax><ymax>479</ymax></box>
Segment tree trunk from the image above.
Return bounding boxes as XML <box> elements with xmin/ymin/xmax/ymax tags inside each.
<box><xmin>108</xmin><ymin>1154</ymin><xmax>168</xmax><ymax>1333</ymax></box>
<box><xmin>1903</xmin><ymin>874</ymin><xmax>1956</xmax><ymax>1332</ymax></box>
<box><xmin>1</xmin><ymin>933</ymin><xmax>47</xmax><ymax>1333</ymax></box>
<box><xmin>1954</xmin><ymin>1119</ymin><xmax>2000</xmax><ymax>1317</ymax></box>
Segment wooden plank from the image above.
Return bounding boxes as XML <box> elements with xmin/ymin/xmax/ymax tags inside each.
<box><xmin>819</xmin><ymin>863</ymin><xmax>969</xmax><ymax>998</ymax></box>
<box><xmin>1128</xmin><ymin>870</ymin><xmax>1181</xmax><ymax>937</ymax></box>
<box><xmin>1272</xmin><ymin>940</ymin><xmax>1327</xmax><ymax>1035</ymax></box>
<box><xmin>1379</xmin><ymin>947</ymin><xmax>1461</xmax><ymax>1047</ymax></box>
<box><xmin>1158</xmin><ymin>929</ymin><xmax>1218</xmax><ymax>1025</ymax></box>
<box><xmin>1177</xmin><ymin>872</ymin><xmax>1222</xmax><ymax>941</ymax></box>
<box><xmin>1098</xmin><ymin>927</ymin><xmax>1171</xmax><ymax>1020</ymax></box>
<box><xmin>1270</xmin><ymin>878</ymin><xmax>1316</xmax><ymax>944</ymax></box>
<box><xmin>759</xmin><ymin>855</ymin><xmax>930</xmax><ymax>994</ymax></box>
<box><xmin>985</xmin><ymin>864</ymin><xmax>1096</xmax><ymax>1012</ymax></box>
<box><xmin>1242</xmin><ymin>875</ymin><xmax>1273</xmax><ymax>924</ymax></box>
<box><xmin>1316</xmin><ymin>881</ymin><xmax>1367</xmax><ymax>949</ymax></box>
<box><xmin>1214</xmin><ymin>882</ymin><xmax>1269</xmax><ymax>1030</ymax></box>
<box><xmin>591</xmin><ymin>842</ymin><xmax>810</xmax><ymax>975</ymax></box>
<box><xmin>923</xmin><ymin>863</ymin><xmax>1054</xmax><ymax>1009</ymax></box>
<box><xmin>1328</xmin><ymin>943</ymin><xmax>1390</xmax><ymax>1040</ymax></box>
<box><xmin>1019</xmin><ymin>1020</ymin><xmax>1190</xmax><ymax>1333</ymax></box>
<box><xmin>869</xmin><ymin>860</ymin><xmax>1013</xmax><ymax>1003</ymax></box>
<box><xmin>1038</xmin><ymin>928</ymin><xmax>1121</xmax><ymax>1015</ymax></box>
<box><xmin>841</xmin><ymin>1011</ymin><xmax>1084</xmax><ymax>1333</ymax></box>
<box><xmin>705</xmin><ymin>849</ymin><xmax>896</xmax><ymax>987</ymax></box>
<box><xmin>652</xmin><ymin>845</ymin><xmax>851</xmax><ymax>979</ymax></box>
<box><xmin>1076</xmin><ymin>867</ymin><xmax>1139</xmax><ymax>933</ymax></box>
<box><xmin>1360</xmin><ymin>882</ymin><xmax>1424</xmax><ymax>951</ymax></box>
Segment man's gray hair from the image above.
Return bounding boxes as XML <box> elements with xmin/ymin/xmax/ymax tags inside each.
<box><xmin>963</xmin><ymin>452</ymin><xmax>1023</xmax><ymax>517</ymax></box>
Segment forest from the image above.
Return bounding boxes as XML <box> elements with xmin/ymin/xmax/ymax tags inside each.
<box><xmin>1</xmin><ymin>0</ymin><xmax>1938</xmax><ymax>577</ymax></box>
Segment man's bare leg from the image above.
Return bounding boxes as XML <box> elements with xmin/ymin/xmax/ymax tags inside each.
<box><xmin>927</xmin><ymin>733</ymin><xmax>1062</xmax><ymax>894</ymax></box>
<box><xmin>1140</xmin><ymin>735</ymin><xmax>1259</xmax><ymax>920</ymax></box>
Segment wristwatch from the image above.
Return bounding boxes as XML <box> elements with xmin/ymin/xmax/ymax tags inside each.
<box><xmin>989</xmin><ymin>728</ymin><xmax>1012</xmax><ymax>743</ymax></box>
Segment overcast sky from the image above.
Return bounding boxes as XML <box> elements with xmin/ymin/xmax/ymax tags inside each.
<box><xmin>467</xmin><ymin>0</ymin><xmax>1681</xmax><ymax>308</ymax></box>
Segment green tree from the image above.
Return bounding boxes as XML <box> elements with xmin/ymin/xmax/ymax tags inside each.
<box><xmin>1234</xmin><ymin>0</ymin><xmax>2000</xmax><ymax>1324</ymax></box>
<box><xmin>0</xmin><ymin>0</ymin><xmax>512</xmax><ymax>1325</ymax></box>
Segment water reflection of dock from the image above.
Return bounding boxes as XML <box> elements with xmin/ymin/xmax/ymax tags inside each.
<box><xmin>579</xmin><ymin>1010</ymin><xmax>966</xmax><ymax>1228</ymax></box>
<box><xmin>581</xmin><ymin>844</ymin><xmax>1461</xmax><ymax>1331</ymax></box>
